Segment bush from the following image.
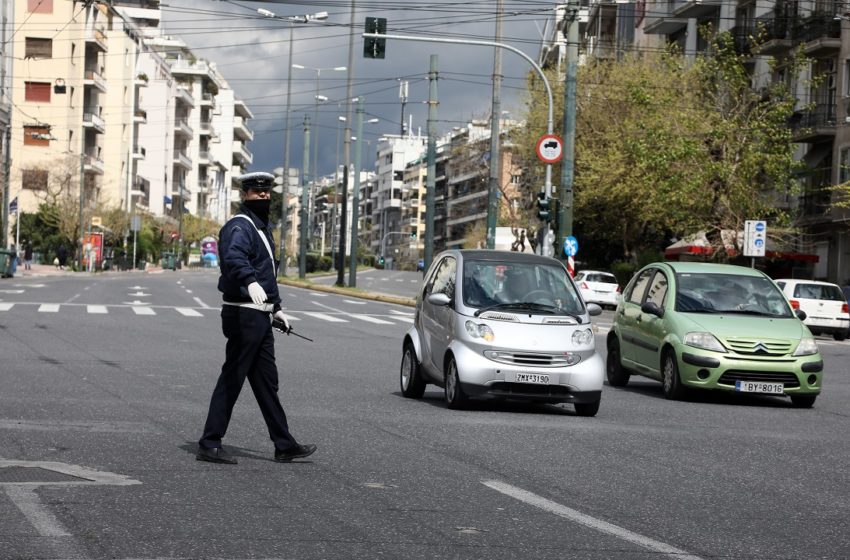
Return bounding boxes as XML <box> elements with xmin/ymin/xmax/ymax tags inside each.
<box><xmin>318</xmin><ymin>256</ymin><xmax>332</xmax><ymax>271</ymax></box>
<box><xmin>610</xmin><ymin>261</ymin><xmax>636</xmax><ymax>288</ymax></box>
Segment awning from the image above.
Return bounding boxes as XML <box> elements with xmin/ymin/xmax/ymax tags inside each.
<box><xmin>664</xmin><ymin>230</ymin><xmax>819</xmax><ymax>263</ymax></box>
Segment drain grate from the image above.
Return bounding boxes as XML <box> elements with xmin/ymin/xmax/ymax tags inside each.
<box><xmin>0</xmin><ymin>466</ymin><xmax>89</xmax><ymax>483</ymax></box>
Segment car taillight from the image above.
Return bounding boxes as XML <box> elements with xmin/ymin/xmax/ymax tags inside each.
<box><xmin>616</xmin><ymin>286</ymin><xmax>621</xmax><ymax>293</ymax></box>
<box><xmin>843</xmin><ymin>303</ymin><xmax>848</xmax><ymax>313</ymax></box>
<box><xmin>581</xmin><ymin>282</ymin><xmax>589</xmax><ymax>289</ymax></box>
<box><xmin>790</xmin><ymin>300</ymin><xmax>800</xmax><ymax>309</ymax></box>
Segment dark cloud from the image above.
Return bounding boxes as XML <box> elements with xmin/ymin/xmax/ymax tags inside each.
<box><xmin>162</xmin><ymin>1</ymin><xmax>554</xmax><ymax>175</ymax></box>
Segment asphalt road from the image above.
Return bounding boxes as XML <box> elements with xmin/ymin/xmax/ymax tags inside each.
<box><xmin>0</xmin><ymin>270</ymin><xmax>848</xmax><ymax>559</ymax></box>
<box><xmin>310</xmin><ymin>268</ymin><xmax>423</xmax><ymax>299</ymax></box>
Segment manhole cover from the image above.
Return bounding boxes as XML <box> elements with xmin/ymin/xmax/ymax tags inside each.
<box><xmin>0</xmin><ymin>466</ymin><xmax>89</xmax><ymax>483</ymax></box>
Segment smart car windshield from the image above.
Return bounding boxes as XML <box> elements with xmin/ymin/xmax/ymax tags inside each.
<box><xmin>675</xmin><ymin>273</ymin><xmax>793</xmax><ymax>317</ymax></box>
<box><xmin>462</xmin><ymin>260</ymin><xmax>584</xmax><ymax>315</ymax></box>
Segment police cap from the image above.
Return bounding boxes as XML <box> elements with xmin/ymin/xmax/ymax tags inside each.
<box><xmin>239</xmin><ymin>172</ymin><xmax>275</xmax><ymax>191</ymax></box>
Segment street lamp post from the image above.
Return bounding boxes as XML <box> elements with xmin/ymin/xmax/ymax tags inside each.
<box><xmin>332</xmin><ymin>113</ymin><xmax>345</xmax><ymax>270</ymax></box>
<box><xmin>349</xmin><ymin>105</ymin><xmax>379</xmax><ymax>287</ymax></box>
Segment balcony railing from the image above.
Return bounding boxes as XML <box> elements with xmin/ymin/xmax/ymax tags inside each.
<box><xmin>132</xmin><ymin>146</ymin><xmax>146</xmax><ymax>159</ymax></box>
<box><xmin>84</xmin><ymin>154</ymin><xmax>104</xmax><ymax>173</ymax></box>
<box><xmin>198</xmin><ymin>150</ymin><xmax>211</xmax><ymax>162</ymax></box>
<box><xmin>728</xmin><ymin>25</ymin><xmax>754</xmax><ymax>55</ymax></box>
<box><xmin>789</xmin><ymin>105</ymin><xmax>837</xmax><ymax>130</ymax></box>
<box><xmin>799</xmin><ymin>187</ymin><xmax>832</xmax><ymax>217</ymax></box>
<box><xmin>173</xmin><ymin>152</ymin><xmax>192</xmax><ymax>169</ymax></box>
<box><xmin>796</xmin><ymin>14</ymin><xmax>841</xmax><ymax>44</ymax></box>
<box><xmin>175</xmin><ymin>86</ymin><xmax>194</xmax><ymax>107</ymax></box>
<box><xmin>82</xmin><ymin>109</ymin><xmax>105</xmax><ymax>132</ymax></box>
<box><xmin>199</xmin><ymin>121</ymin><xmax>215</xmax><ymax>135</ymax></box>
<box><xmin>86</xmin><ymin>28</ymin><xmax>108</xmax><ymax>51</ymax></box>
<box><xmin>174</xmin><ymin>119</ymin><xmax>193</xmax><ymax>137</ymax></box>
<box><xmin>84</xmin><ymin>69</ymin><xmax>107</xmax><ymax>92</ymax></box>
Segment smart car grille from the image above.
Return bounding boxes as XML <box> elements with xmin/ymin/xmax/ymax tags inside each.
<box><xmin>489</xmin><ymin>382</ymin><xmax>572</xmax><ymax>397</ymax></box>
<box><xmin>484</xmin><ymin>351</ymin><xmax>576</xmax><ymax>368</ymax></box>
<box><xmin>724</xmin><ymin>337</ymin><xmax>793</xmax><ymax>356</ymax></box>
<box><xmin>718</xmin><ymin>370</ymin><xmax>800</xmax><ymax>388</ymax></box>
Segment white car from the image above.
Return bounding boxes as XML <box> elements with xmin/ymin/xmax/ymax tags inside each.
<box><xmin>775</xmin><ymin>278</ymin><xmax>850</xmax><ymax>341</ymax></box>
<box><xmin>574</xmin><ymin>270</ymin><xmax>620</xmax><ymax>309</ymax></box>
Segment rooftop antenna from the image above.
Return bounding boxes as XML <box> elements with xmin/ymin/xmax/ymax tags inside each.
<box><xmin>398</xmin><ymin>79</ymin><xmax>408</xmax><ymax>136</ymax></box>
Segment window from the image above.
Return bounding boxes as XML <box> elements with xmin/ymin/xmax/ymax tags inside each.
<box><xmin>429</xmin><ymin>257</ymin><xmax>457</xmax><ymax>299</ymax></box>
<box><xmin>625</xmin><ymin>269</ymin><xmax>653</xmax><ymax>304</ymax></box>
<box><xmin>27</xmin><ymin>0</ymin><xmax>52</xmax><ymax>13</ymax></box>
<box><xmin>24</xmin><ymin>37</ymin><xmax>52</xmax><ymax>59</ymax></box>
<box><xmin>646</xmin><ymin>272</ymin><xmax>668</xmax><ymax>307</ymax></box>
<box><xmin>24</xmin><ymin>82</ymin><xmax>51</xmax><ymax>103</ymax></box>
<box><xmin>393</xmin><ymin>170</ymin><xmax>404</xmax><ymax>182</ymax></box>
<box><xmin>840</xmin><ymin>147</ymin><xmax>850</xmax><ymax>184</ymax></box>
<box><xmin>22</xmin><ymin>169</ymin><xmax>48</xmax><ymax>190</ymax></box>
<box><xmin>23</xmin><ymin>126</ymin><xmax>50</xmax><ymax>146</ymax></box>
<box><xmin>510</xmin><ymin>174</ymin><xmax>521</xmax><ymax>184</ymax></box>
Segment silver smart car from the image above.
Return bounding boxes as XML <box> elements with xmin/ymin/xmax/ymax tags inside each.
<box><xmin>400</xmin><ymin>250</ymin><xmax>605</xmax><ymax>416</ymax></box>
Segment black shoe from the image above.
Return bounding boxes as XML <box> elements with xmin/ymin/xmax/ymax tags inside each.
<box><xmin>274</xmin><ymin>444</ymin><xmax>317</xmax><ymax>462</ymax></box>
<box><xmin>196</xmin><ymin>446</ymin><xmax>237</xmax><ymax>464</ymax></box>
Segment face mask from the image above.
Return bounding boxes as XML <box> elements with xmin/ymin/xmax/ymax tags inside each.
<box><xmin>243</xmin><ymin>198</ymin><xmax>271</xmax><ymax>222</ymax></box>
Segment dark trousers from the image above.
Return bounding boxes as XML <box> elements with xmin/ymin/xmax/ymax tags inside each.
<box><xmin>199</xmin><ymin>306</ymin><xmax>298</xmax><ymax>452</ymax></box>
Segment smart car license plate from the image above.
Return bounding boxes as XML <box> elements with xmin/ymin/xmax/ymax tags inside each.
<box><xmin>735</xmin><ymin>381</ymin><xmax>784</xmax><ymax>394</ymax></box>
<box><xmin>516</xmin><ymin>373</ymin><xmax>550</xmax><ymax>384</ymax></box>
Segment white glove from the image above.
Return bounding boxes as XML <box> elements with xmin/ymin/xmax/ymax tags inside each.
<box><xmin>273</xmin><ymin>310</ymin><xmax>291</xmax><ymax>333</ymax></box>
<box><xmin>247</xmin><ymin>282</ymin><xmax>267</xmax><ymax>305</ymax></box>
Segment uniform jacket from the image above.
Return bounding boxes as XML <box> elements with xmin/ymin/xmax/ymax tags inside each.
<box><xmin>218</xmin><ymin>204</ymin><xmax>281</xmax><ymax>311</ymax></box>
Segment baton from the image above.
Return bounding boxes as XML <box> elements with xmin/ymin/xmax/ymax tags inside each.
<box><xmin>272</xmin><ymin>318</ymin><xmax>314</xmax><ymax>342</ymax></box>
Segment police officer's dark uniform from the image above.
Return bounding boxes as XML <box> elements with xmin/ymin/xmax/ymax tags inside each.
<box><xmin>197</xmin><ymin>172</ymin><xmax>316</xmax><ymax>464</ymax></box>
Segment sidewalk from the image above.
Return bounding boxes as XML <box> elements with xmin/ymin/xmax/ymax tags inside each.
<box><xmin>3</xmin><ymin>263</ymin><xmax>165</xmax><ymax>278</ymax></box>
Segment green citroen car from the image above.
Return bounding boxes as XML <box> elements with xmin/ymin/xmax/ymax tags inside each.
<box><xmin>606</xmin><ymin>262</ymin><xmax>823</xmax><ymax>407</ymax></box>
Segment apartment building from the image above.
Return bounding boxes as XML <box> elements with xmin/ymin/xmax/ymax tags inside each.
<box><xmin>0</xmin><ymin>0</ymin><xmax>11</xmax><ymax>245</ymax></box>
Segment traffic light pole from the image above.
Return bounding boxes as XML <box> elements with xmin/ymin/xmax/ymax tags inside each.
<box><xmin>558</xmin><ymin>0</ymin><xmax>579</xmax><ymax>257</ymax></box>
<box><xmin>298</xmin><ymin>116</ymin><xmax>311</xmax><ymax>279</ymax></box>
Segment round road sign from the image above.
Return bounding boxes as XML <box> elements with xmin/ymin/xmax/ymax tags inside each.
<box><xmin>536</xmin><ymin>134</ymin><xmax>564</xmax><ymax>164</ymax></box>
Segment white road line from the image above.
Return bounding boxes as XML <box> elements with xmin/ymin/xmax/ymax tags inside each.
<box><xmin>176</xmin><ymin>307</ymin><xmax>203</xmax><ymax>317</ymax></box>
<box><xmin>351</xmin><ymin>314</ymin><xmax>394</xmax><ymax>325</ymax></box>
<box><xmin>482</xmin><ymin>480</ymin><xmax>704</xmax><ymax>560</ymax></box>
<box><xmin>380</xmin><ymin>278</ymin><xmax>389</xmax><ymax>281</ymax></box>
<box><xmin>87</xmin><ymin>305</ymin><xmax>108</xmax><ymax>314</ymax></box>
<box><xmin>0</xmin><ymin>289</ymin><xmax>24</xmax><ymax>294</ymax></box>
<box><xmin>395</xmin><ymin>279</ymin><xmax>404</xmax><ymax>282</ymax></box>
<box><xmin>132</xmin><ymin>307</ymin><xmax>156</xmax><ymax>316</ymax></box>
<box><xmin>0</xmin><ymin>303</ymin><xmax>13</xmax><ymax>311</ymax></box>
<box><xmin>193</xmin><ymin>297</ymin><xmax>210</xmax><ymax>308</ymax></box>
<box><xmin>301</xmin><ymin>312</ymin><xmax>348</xmax><ymax>323</ymax></box>
<box><xmin>390</xmin><ymin>309</ymin><xmax>414</xmax><ymax>316</ymax></box>
<box><xmin>309</xmin><ymin>292</ymin><xmax>328</xmax><ymax>297</ymax></box>
<box><xmin>38</xmin><ymin>304</ymin><xmax>60</xmax><ymax>313</ymax></box>
<box><xmin>390</xmin><ymin>316</ymin><xmax>414</xmax><ymax>323</ymax></box>
<box><xmin>343</xmin><ymin>299</ymin><xmax>368</xmax><ymax>305</ymax></box>
<box><xmin>185</xmin><ymin>289</ymin><xmax>193</xmax><ymax>294</ymax></box>
<box><xmin>4</xmin><ymin>486</ymin><xmax>70</xmax><ymax>537</ymax></box>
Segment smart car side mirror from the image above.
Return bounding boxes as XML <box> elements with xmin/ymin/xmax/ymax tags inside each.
<box><xmin>427</xmin><ymin>293</ymin><xmax>452</xmax><ymax>306</ymax></box>
<box><xmin>794</xmin><ymin>308</ymin><xmax>807</xmax><ymax>321</ymax></box>
<box><xmin>641</xmin><ymin>301</ymin><xmax>664</xmax><ymax>318</ymax></box>
<box><xmin>586</xmin><ymin>303</ymin><xmax>602</xmax><ymax>316</ymax></box>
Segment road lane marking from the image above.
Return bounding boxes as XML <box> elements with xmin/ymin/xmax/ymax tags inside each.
<box><xmin>390</xmin><ymin>309</ymin><xmax>414</xmax><ymax>316</ymax></box>
<box><xmin>309</xmin><ymin>292</ymin><xmax>328</xmax><ymax>297</ymax></box>
<box><xmin>87</xmin><ymin>305</ymin><xmax>108</xmax><ymax>314</ymax></box>
<box><xmin>0</xmin><ymin>303</ymin><xmax>14</xmax><ymax>311</ymax></box>
<box><xmin>176</xmin><ymin>307</ymin><xmax>203</xmax><ymax>317</ymax></box>
<box><xmin>301</xmin><ymin>312</ymin><xmax>347</xmax><ymax>323</ymax></box>
<box><xmin>185</xmin><ymin>289</ymin><xmax>193</xmax><ymax>294</ymax></box>
<box><xmin>311</xmin><ymin>301</ymin><xmax>393</xmax><ymax>324</ymax></box>
<box><xmin>14</xmin><ymin>284</ymin><xmax>45</xmax><ymax>288</ymax></box>
<box><xmin>390</xmin><ymin>316</ymin><xmax>414</xmax><ymax>323</ymax></box>
<box><xmin>4</xmin><ymin>486</ymin><xmax>70</xmax><ymax>537</ymax></box>
<box><xmin>38</xmin><ymin>304</ymin><xmax>60</xmax><ymax>313</ymax></box>
<box><xmin>132</xmin><ymin>307</ymin><xmax>156</xmax><ymax>316</ymax></box>
<box><xmin>193</xmin><ymin>297</ymin><xmax>210</xmax><ymax>308</ymax></box>
<box><xmin>0</xmin><ymin>289</ymin><xmax>24</xmax><ymax>294</ymax></box>
<box><xmin>482</xmin><ymin>480</ymin><xmax>704</xmax><ymax>560</ymax></box>
<box><xmin>343</xmin><ymin>299</ymin><xmax>368</xmax><ymax>305</ymax></box>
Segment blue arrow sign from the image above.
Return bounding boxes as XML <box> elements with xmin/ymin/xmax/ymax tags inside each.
<box><xmin>755</xmin><ymin>221</ymin><xmax>765</xmax><ymax>232</ymax></box>
<box><xmin>564</xmin><ymin>236</ymin><xmax>579</xmax><ymax>257</ymax></box>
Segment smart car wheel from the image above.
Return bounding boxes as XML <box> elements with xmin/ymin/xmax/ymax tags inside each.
<box><xmin>661</xmin><ymin>350</ymin><xmax>686</xmax><ymax>400</ymax></box>
<box><xmin>606</xmin><ymin>338</ymin><xmax>630</xmax><ymax>387</ymax></box>
<box><xmin>444</xmin><ymin>357</ymin><xmax>467</xmax><ymax>410</ymax></box>
<box><xmin>574</xmin><ymin>399</ymin><xmax>600</xmax><ymax>417</ymax></box>
<box><xmin>790</xmin><ymin>394</ymin><xmax>817</xmax><ymax>408</ymax></box>
<box><xmin>400</xmin><ymin>342</ymin><xmax>426</xmax><ymax>399</ymax></box>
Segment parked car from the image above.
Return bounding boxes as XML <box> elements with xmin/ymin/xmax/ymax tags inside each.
<box><xmin>400</xmin><ymin>250</ymin><xmax>605</xmax><ymax>416</ymax></box>
<box><xmin>573</xmin><ymin>270</ymin><xmax>620</xmax><ymax>309</ymax></box>
<box><xmin>607</xmin><ymin>262</ymin><xmax>823</xmax><ymax>407</ymax></box>
<box><xmin>775</xmin><ymin>279</ymin><xmax>850</xmax><ymax>341</ymax></box>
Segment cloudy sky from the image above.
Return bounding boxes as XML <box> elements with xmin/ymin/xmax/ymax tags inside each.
<box><xmin>160</xmin><ymin>0</ymin><xmax>558</xmax><ymax>177</ymax></box>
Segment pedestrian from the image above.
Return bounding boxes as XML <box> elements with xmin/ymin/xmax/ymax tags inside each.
<box><xmin>57</xmin><ymin>244</ymin><xmax>67</xmax><ymax>270</ymax></box>
<box><xmin>197</xmin><ymin>172</ymin><xmax>316</xmax><ymax>465</ymax></box>
<box><xmin>23</xmin><ymin>241</ymin><xmax>33</xmax><ymax>271</ymax></box>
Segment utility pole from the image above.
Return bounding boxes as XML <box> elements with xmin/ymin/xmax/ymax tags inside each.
<box><xmin>0</xmin><ymin>0</ymin><xmax>8</xmax><ymax>250</ymax></box>
<box><xmin>299</xmin><ymin>116</ymin><xmax>311</xmax><ymax>279</ymax></box>
<box><xmin>349</xmin><ymin>97</ymin><xmax>364</xmax><ymax>287</ymax></box>
<box><xmin>338</xmin><ymin>0</ymin><xmax>356</xmax><ymax>287</ymax></box>
<box><xmin>398</xmin><ymin>79</ymin><xmax>408</xmax><ymax>136</ymax></box>
<box><xmin>78</xmin><ymin>154</ymin><xmax>85</xmax><ymax>270</ymax></box>
<box><xmin>424</xmin><ymin>55</ymin><xmax>438</xmax><ymax>273</ymax></box>
<box><xmin>485</xmin><ymin>0</ymin><xmax>504</xmax><ymax>249</ymax></box>
<box><xmin>559</xmin><ymin>0</ymin><xmax>579</xmax><ymax>257</ymax></box>
<box><xmin>279</xmin><ymin>20</ymin><xmax>295</xmax><ymax>274</ymax></box>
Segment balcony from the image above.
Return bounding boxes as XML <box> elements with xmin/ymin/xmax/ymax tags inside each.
<box><xmin>174</xmin><ymin>118</ymin><xmax>193</xmax><ymax>137</ymax></box>
<box><xmin>234</xmin><ymin>117</ymin><xmax>253</xmax><ymax>141</ymax></box>
<box><xmin>382</xmin><ymin>199</ymin><xmax>402</xmax><ymax>210</ymax></box>
<box><xmin>234</xmin><ymin>141</ymin><xmax>253</xmax><ymax>165</ymax></box>
<box><xmin>753</xmin><ymin>14</ymin><xmax>794</xmax><ymax>55</ymax></box>
<box><xmin>198</xmin><ymin>150</ymin><xmax>211</xmax><ymax>164</ymax></box>
<box><xmin>83</xmin><ymin>69</ymin><xmax>107</xmax><ymax>93</ymax></box>
<box><xmin>200</xmin><ymin>92</ymin><xmax>214</xmax><ymax>106</ymax></box>
<box><xmin>172</xmin><ymin>184</ymin><xmax>191</xmax><ymax>201</ymax></box>
<box><xmin>175</xmin><ymin>86</ymin><xmax>194</xmax><ymax>107</ymax></box>
<box><xmin>133</xmin><ymin>109</ymin><xmax>147</xmax><ymax>124</ymax></box>
<box><xmin>132</xmin><ymin>146</ymin><xmax>146</xmax><ymax>160</ymax></box>
<box><xmin>85</xmin><ymin>27</ymin><xmax>108</xmax><ymax>52</ymax></box>
<box><xmin>643</xmin><ymin>1</ymin><xmax>687</xmax><ymax>35</ymax></box>
<box><xmin>198</xmin><ymin>180</ymin><xmax>212</xmax><ymax>192</ymax></box>
<box><xmin>173</xmin><ymin>151</ymin><xmax>192</xmax><ymax>170</ymax></box>
<box><xmin>84</xmin><ymin>154</ymin><xmax>104</xmax><ymax>174</ymax></box>
<box><xmin>82</xmin><ymin>109</ymin><xmax>105</xmax><ymax>133</ymax></box>
<box><xmin>789</xmin><ymin>105</ymin><xmax>837</xmax><ymax>142</ymax></box>
<box><xmin>799</xmin><ymin>187</ymin><xmax>832</xmax><ymax>221</ymax></box>
<box><xmin>199</xmin><ymin>121</ymin><xmax>215</xmax><ymax>136</ymax></box>
<box><xmin>673</xmin><ymin>0</ymin><xmax>721</xmax><ymax>19</ymax></box>
<box><xmin>799</xmin><ymin>15</ymin><xmax>841</xmax><ymax>56</ymax></box>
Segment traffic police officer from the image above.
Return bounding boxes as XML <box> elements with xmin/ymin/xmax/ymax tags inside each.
<box><xmin>197</xmin><ymin>172</ymin><xmax>316</xmax><ymax>464</ymax></box>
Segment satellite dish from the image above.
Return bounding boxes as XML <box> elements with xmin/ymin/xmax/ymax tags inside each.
<box><xmin>273</xmin><ymin>167</ymin><xmax>284</xmax><ymax>176</ymax></box>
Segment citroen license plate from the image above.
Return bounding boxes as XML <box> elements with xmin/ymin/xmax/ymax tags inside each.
<box><xmin>516</xmin><ymin>373</ymin><xmax>550</xmax><ymax>384</ymax></box>
<box><xmin>735</xmin><ymin>381</ymin><xmax>784</xmax><ymax>394</ymax></box>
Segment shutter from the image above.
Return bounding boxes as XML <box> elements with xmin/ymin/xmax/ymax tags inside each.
<box><xmin>24</xmin><ymin>37</ymin><xmax>52</xmax><ymax>59</ymax></box>
<box><xmin>24</xmin><ymin>82</ymin><xmax>51</xmax><ymax>102</ymax></box>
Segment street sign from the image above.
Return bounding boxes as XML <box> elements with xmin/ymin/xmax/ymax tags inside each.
<box><xmin>744</xmin><ymin>220</ymin><xmax>766</xmax><ymax>257</ymax></box>
<box><xmin>564</xmin><ymin>235</ymin><xmax>579</xmax><ymax>257</ymax></box>
<box><xmin>131</xmin><ymin>215</ymin><xmax>141</xmax><ymax>232</ymax></box>
<box><xmin>9</xmin><ymin>196</ymin><xmax>17</xmax><ymax>215</ymax></box>
<box><xmin>535</xmin><ymin>134</ymin><xmax>563</xmax><ymax>164</ymax></box>
<box><xmin>91</xmin><ymin>216</ymin><xmax>102</xmax><ymax>227</ymax></box>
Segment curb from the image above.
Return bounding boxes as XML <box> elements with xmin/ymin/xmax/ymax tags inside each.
<box><xmin>278</xmin><ymin>276</ymin><xmax>416</xmax><ymax>308</ymax></box>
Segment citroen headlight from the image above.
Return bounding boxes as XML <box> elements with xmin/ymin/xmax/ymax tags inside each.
<box><xmin>683</xmin><ymin>332</ymin><xmax>727</xmax><ymax>353</ymax></box>
<box><xmin>465</xmin><ymin>321</ymin><xmax>495</xmax><ymax>342</ymax></box>
<box><xmin>571</xmin><ymin>328</ymin><xmax>594</xmax><ymax>346</ymax></box>
<box><xmin>793</xmin><ymin>337</ymin><xmax>818</xmax><ymax>356</ymax></box>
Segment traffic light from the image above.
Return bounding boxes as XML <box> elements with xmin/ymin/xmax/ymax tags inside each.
<box><xmin>536</xmin><ymin>191</ymin><xmax>551</xmax><ymax>222</ymax></box>
<box><xmin>410</xmin><ymin>231</ymin><xmax>417</xmax><ymax>239</ymax></box>
<box><xmin>378</xmin><ymin>255</ymin><xmax>385</xmax><ymax>267</ymax></box>
<box><xmin>363</xmin><ymin>17</ymin><xmax>387</xmax><ymax>59</ymax></box>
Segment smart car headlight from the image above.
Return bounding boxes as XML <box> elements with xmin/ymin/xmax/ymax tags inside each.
<box><xmin>793</xmin><ymin>337</ymin><xmax>818</xmax><ymax>356</ymax></box>
<box><xmin>465</xmin><ymin>321</ymin><xmax>495</xmax><ymax>342</ymax></box>
<box><xmin>571</xmin><ymin>328</ymin><xmax>594</xmax><ymax>346</ymax></box>
<box><xmin>683</xmin><ymin>332</ymin><xmax>727</xmax><ymax>353</ymax></box>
